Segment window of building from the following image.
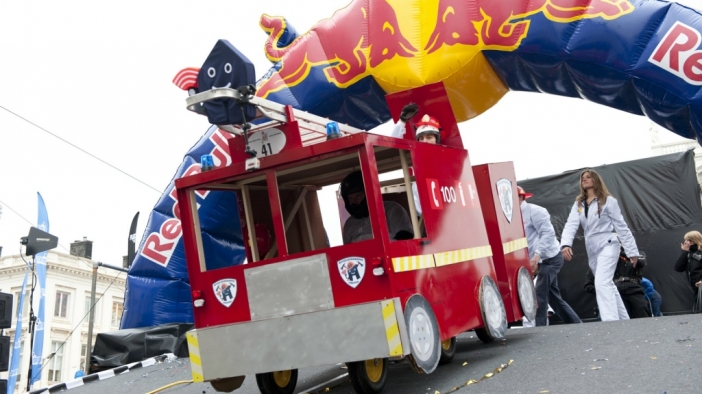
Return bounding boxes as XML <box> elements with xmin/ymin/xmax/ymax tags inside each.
<box><xmin>47</xmin><ymin>341</ymin><xmax>64</xmax><ymax>382</ymax></box>
<box><xmin>13</xmin><ymin>289</ymin><xmax>30</xmax><ymax>319</ymax></box>
<box><xmin>111</xmin><ymin>301</ymin><xmax>123</xmax><ymax>327</ymax></box>
<box><xmin>80</xmin><ymin>343</ymin><xmax>87</xmax><ymax>372</ymax></box>
<box><xmin>84</xmin><ymin>295</ymin><xmax>101</xmax><ymax>324</ymax></box>
<box><xmin>54</xmin><ymin>291</ymin><xmax>70</xmax><ymax>318</ymax></box>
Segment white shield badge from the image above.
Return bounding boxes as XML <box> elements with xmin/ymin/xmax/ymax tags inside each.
<box><xmin>496</xmin><ymin>178</ymin><xmax>513</xmax><ymax>223</ymax></box>
<box><xmin>212</xmin><ymin>279</ymin><xmax>237</xmax><ymax>307</ymax></box>
<box><xmin>337</xmin><ymin>257</ymin><xmax>366</xmax><ymax>288</ymax></box>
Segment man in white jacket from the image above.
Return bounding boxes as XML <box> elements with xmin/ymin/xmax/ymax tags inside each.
<box><xmin>519</xmin><ymin>186</ymin><xmax>582</xmax><ymax>326</ymax></box>
<box><xmin>560</xmin><ymin>169</ymin><xmax>639</xmax><ymax>322</ymax></box>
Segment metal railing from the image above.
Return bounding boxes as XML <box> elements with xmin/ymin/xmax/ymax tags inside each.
<box><xmin>185</xmin><ymin>88</ymin><xmax>367</xmax><ymax>147</ymax></box>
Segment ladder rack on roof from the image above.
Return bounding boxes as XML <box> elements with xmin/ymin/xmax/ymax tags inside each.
<box><xmin>185</xmin><ymin>88</ymin><xmax>367</xmax><ymax>147</ymax></box>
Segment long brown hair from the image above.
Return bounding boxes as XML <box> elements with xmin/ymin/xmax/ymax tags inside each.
<box><xmin>575</xmin><ymin>169</ymin><xmax>611</xmax><ymax>208</ymax></box>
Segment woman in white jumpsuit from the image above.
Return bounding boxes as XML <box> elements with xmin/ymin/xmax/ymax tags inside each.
<box><xmin>560</xmin><ymin>169</ymin><xmax>639</xmax><ymax>321</ymax></box>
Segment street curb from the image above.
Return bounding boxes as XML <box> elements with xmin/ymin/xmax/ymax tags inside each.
<box><xmin>28</xmin><ymin>353</ymin><xmax>176</xmax><ymax>394</ymax></box>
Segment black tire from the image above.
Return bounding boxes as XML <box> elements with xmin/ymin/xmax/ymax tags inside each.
<box><xmin>476</xmin><ymin>275</ymin><xmax>508</xmax><ymax>343</ymax></box>
<box><xmin>438</xmin><ymin>336</ymin><xmax>457</xmax><ymax>365</ymax></box>
<box><xmin>474</xmin><ymin>327</ymin><xmax>494</xmax><ymax>343</ymax></box>
<box><xmin>347</xmin><ymin>358</ymin><xmax>389</xmax><ymax>394</ymax></box>
<box><xmin>255</xmin><ymin>369</ymin><xmax>298</xmax><ymax>394</ymax></box>
<box><xmin>210</xmin><ymin>376</ymin><xmax>245</xmax><ymax>392</ymax></box>
<box><xmin>517</xmin><ymin>266</ymin><xmax>537</xmax><ymax>322</ymax></box>
<box><xmin>404</xmin><ymin>295</ymin><xmax>441</xmax><ymax>374</ymax></box>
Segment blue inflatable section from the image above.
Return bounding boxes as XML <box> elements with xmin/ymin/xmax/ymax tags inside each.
<box><xmin>482</xmin><ymin>0</ymin><xmax>702</xmax><ymax>141</ymax></box>
<box><xmin>122</xmin><ymin>125</ymin><xmax>244</xmax><ymax>328</ymax></box>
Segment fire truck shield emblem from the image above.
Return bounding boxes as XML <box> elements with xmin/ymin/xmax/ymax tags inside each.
<box><xmin>496</xmin><ymin>178</ymin><xmax>513</xmax><ymax>223</ymax></box>
<box><xmin>337</xmin><ymin>257</ymin><xmax>366</xmax><ymax>288</ymax></box>
<box><xmin>213</xmin><ymin>279</ymin><xmax>237</xmax><ymax>307</ymax></box>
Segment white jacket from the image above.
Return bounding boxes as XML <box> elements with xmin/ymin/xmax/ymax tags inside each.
<box><xmin>560</xmin><ymin>196</ymin><xmax>639</xmax><ymax>257</ymax></box>
<box><xmin>521</xmin><ymin>201</ymin><xmax>560</xmax><ymax>260</ymax></box>
<box><xmin>390</xmin><ymin>119</ymin><xmax>407</xmax><ymax>138</ymax></box>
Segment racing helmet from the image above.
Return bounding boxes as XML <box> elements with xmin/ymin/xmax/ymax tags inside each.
<box><xmin>340</xmin><ymin>171</ymin><xmax>364</xmax><ymax>200</ymax></box>
<box><xmin>339</xmin><ymin>171</ymin><xmax>369</xmax><ymax>219</ymax></box>
<box><xmin>415</xmin><ymin>114</ymin><xmax>441</xmax><ymax>143</ymax></box>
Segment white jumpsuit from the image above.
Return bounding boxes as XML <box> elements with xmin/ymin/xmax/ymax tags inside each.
<box><xmin>560</xmin><ymin>196</ymin><xmax>639</xmax><ymax>321</ymax></box>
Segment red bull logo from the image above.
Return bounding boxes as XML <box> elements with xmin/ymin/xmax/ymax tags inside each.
<box><xmin>257</xmin><ymin>0</ymin><xmax>416</xmax><ymax>96</ymax></box>
<box><xmin>141</xmin><ymin>129</ymin><xmax>232</xmax><ymax>267</ymax></box>
<box><xmin>256</xmin><ymin>0</ymin><xmax>634</xmax><ymax>99</ymax></box>
<box><xmin>649</xmin><ymin>22</ymin><xmax>702</xmax><ymax>85</ymax></box>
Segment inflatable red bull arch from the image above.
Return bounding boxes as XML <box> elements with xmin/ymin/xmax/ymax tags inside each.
<box><xmin>122</xmin><ymin>0</ymin><xmax>702</xmax><ymax>328</ymax></box>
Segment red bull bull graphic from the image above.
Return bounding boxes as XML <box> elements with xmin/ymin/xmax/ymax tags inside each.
<box><xmin>257</xmin><ymin>0</ymin><xmax>416</xmax><ymax>96</ymax></box>
<box><xmin>426</xmin><ymin>0</ymin><xmax>633</xmax><ymax>53</ymax></box>
<box><xmin>122</xmin><ymin>0</ymin><xmax>702</xmax><ymax>329</ymax></box>
<box><xmin>254</xmin><ymin>0</ymin><xmax>702</xmax><ymax>140</ymax></box>
<box><xmin>257</xmin><ymin>0</ymin><xmax>635</xmax><ymax>125</ymax></box>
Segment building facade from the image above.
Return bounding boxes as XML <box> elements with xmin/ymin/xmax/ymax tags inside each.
<box><xmin>0</xmin><ymin>247</ymin><xmax>125</xmax><ymax>393</ymax></box>
<box><xmin>650</xmin><ymin>123</ymin><xmax>702</xmax><ymax>185</ymax></box>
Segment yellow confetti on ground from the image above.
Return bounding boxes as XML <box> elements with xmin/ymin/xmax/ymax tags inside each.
<box><xmin>651</xmin><ymin>356</ymin><xmax>657</xmax><ymax>359</ymax></box>
<box><xmin>447</xmin><ymin>359</ymin><xmax>513</xmax><ymax>392</ymax></box>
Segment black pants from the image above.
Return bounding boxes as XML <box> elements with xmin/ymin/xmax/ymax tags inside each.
<box><xmin>535</xmin><ymin>254</ymin><xmax>583</xmax><ymax>326</ymax></box>
<box><xmin>617</xmin><ymin>282</ymin><xmax>651</xmax><ymax>318</ymax></box>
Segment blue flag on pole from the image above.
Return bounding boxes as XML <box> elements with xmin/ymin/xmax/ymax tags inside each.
<box><xmin>6</xmin><ymin>270</ymin><xmax>29</xmax><ymax>394</ymax></box>
<box><xmin>31</xmin><ymin>193</ymin><xmax>49</xmax><ymax>385</ymax></box>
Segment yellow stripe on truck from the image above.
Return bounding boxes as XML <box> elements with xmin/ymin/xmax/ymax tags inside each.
<box><xmin>186</xmin><ymin>331</ymin><xmax>204</xmax><ymax>382</ymax></box>
<box><xmin>391</xmin><ymin>245</ymin><xmax>494</xmax><ymax>272</ymax></box>
<box><xmin>381</xmin><ymin>300</ymin><xmax>403</xmax><ymax>356</ymax></box>
<box><xmin>502</xmin><ymin>237</ymin><xmax>528</xmax><ymax>254</ymax></box>
<box><xmin>434</xmin><ymin>245</ymin><xmax>493</xmax><ymax>267</ymax></box>
<box><xmin>391</xmin><ymin>254</ymin><xmax>435</xmax><ymax>273</ymax></box>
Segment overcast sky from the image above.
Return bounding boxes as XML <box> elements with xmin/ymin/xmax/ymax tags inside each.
<box><xmin>0</xmin><ymin>0</ymin><xmax>699</xmax><ymax>263</ymax></box>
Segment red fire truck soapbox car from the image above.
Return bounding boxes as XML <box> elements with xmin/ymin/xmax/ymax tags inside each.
<box><xmin>176</xmin><ymin>85</ymin><xmax>536</xmax><ymax>394</ymax></box>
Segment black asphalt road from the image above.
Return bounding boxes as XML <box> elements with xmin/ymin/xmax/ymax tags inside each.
<box><xmin>66</xmin><ymin>314</ymin><xmax>701</xmax><ymax>394</ymax></box>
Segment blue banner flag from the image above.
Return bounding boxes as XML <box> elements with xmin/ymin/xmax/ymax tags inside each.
<box><xmin>6</xmin><ymin>270</ymin><xmax>29</xmax><ymax>394</ymax></box>
<box><xmin>31</xmin><ymin>192</ymin><xmax>49</xmax><ymax>385</ymax></box>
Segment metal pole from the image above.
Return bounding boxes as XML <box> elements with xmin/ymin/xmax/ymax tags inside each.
<box><xmin>85</xmin><ymin>261</ymin><xmax>98</xmax><ymax>375</ymax></box>
<box><xmin>26</xmin><ymin>257</ymin><xmax>36</xmax><ymax>392</ymax></box>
